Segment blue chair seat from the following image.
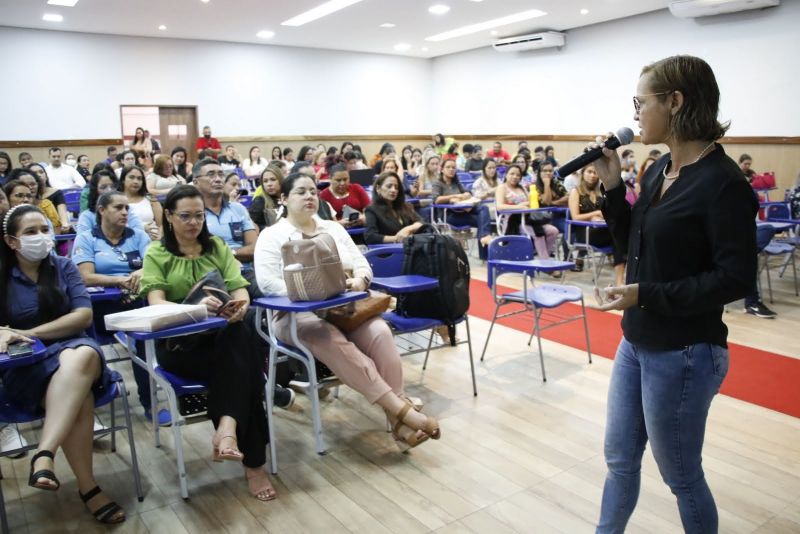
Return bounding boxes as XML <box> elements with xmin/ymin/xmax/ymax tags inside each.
<box><xmin>502</xmin><ymin>284</ymin><xmax>584</xmax><ymax>309</ymax></box>
<box><xmin>764</xmin><ymin>242</ymin><xmax>794</xmax><ymax>255</ymax></box>
<box><xmin>154</xmin><ymin>367</ymin><xmax>208</xmax><ymax>396</ymax></box>
<box><xmin>381</xmin><ymin>311</ymin><xmax>441</xmax><ymax>334</ymax></box>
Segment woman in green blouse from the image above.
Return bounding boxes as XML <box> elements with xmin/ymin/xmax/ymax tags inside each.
<box><xmin>138</xmin><ymin>185</ymin><xmax>276</xmax><ymax>502</ymax></box>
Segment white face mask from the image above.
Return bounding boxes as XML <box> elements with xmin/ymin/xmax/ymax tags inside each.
<box><xmin>65</xmin><ymin>157</ymin><xmax>77</xmax><ymax>167</ymax></box>
<box><xmin>14</xmin><ymin>232</ymin><xmax>54</xmax><ymax>261</ymax></box>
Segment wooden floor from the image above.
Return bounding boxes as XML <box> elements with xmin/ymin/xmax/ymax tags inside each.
<box><xmin>2</xmin><ymin>257</ymin><xmax>799</xmax><ymax>533</ymax></box>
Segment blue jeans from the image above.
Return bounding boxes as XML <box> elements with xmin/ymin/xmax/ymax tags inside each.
<box><xmin>597</xmin><ymin>338</ymin><xmax>728</xmax><ymax>534</ymax></box>
<box><xmin>446</xmin><ymin>204</ymin><xmax>492</xmax><ymax>259</ymax></box>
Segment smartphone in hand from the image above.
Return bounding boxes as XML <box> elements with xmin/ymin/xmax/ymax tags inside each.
<box><xmin>219</xmin><ymin>299</ymin><xmax>247</xmax><ymax>316</ymax></box>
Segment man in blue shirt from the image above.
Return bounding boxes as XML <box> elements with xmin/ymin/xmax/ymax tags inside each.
<box><xmin>193</xmin><ymin>158</ymin><xmax>258</xmax><ymax>271</ymax></box>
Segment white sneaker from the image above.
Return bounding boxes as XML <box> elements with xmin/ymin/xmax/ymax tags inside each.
<box><xmin>0</xmin><ymin>425</ymin><xmax>28</xmax><ymax>457</ymax></box>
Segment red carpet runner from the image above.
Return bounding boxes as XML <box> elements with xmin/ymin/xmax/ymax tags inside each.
<box><xmin>469</xmin><ymin>279</ymin><xmax>800</xmax><ymax>418</ymax></box>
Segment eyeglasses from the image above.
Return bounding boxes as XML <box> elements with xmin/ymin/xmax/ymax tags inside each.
<box><xmin>173</xmin><ymin>212</ymin><xmax>206</xmax><ymax>223</ymax></box>
<box><xmin>199</xmin><ymin>171</ymin><xmax>226</xmax><ymax>180</ymax></box>
<box><xmin>633</xmin><ymin>91</ymin><xmax>672</xmax><ymax>114</ymax></box>
<box><xmin>12</xmin><ymin>193</ymin><xmax>34</xmax><ymax>200</ymax></box>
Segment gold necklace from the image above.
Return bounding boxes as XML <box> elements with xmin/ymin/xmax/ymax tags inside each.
<box><xmin>662</xmin><ymin>141</ymin><xmax>716</xmax><ymax>180</ymax></box>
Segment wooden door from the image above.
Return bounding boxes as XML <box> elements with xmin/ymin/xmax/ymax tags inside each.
<box><xmin>158</xmin><ymin>107</ymin><xmax>198</xmax><ymax>158</ymax></box>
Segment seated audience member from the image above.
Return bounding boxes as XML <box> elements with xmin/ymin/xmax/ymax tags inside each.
<box><xmin>568</xmin><ymin>164</ymin><xmax>625</xmax><ymax>284</ymax></box>
<box><xmin>46</xmin><ymin>148</ymin><xmax>86</xmax><ymax>190</ymax></box>
<box><xmin>76</xmin><ymin>155</ymin><xmax>91</xmax><ymax>179</ymax></box>
<box><xmin>511</xmin><ymin>154</ymin><xmax>534</xmax><ymax>186</ymax></box>
<box><xmin>456</xmin><ymin>143</ymin><xmax>475</xmax><ymax>171</ymax></box>
<box><xmin>464</xmin><ymin>145</ymin><xmax>484</xmax><ymax>172</ymax></box>
<box><xmin>0</xmin><ymin>188</ymin><xmax>7</xmax><ymax>214</ymax></box>
<box><xmin>171</xmin><ymin>147</ymin><xmax>192</xmax><ymax>180</ymax></box>
<box><xmin>0</xmin><ymin>204</ymin><xmax>125</xmax><ymax>523</ymax></box>
<box><xmin>739</xmin><ymin>153</ymin><xmax>756</xmax><ymax>182</ymax></box>
<box><xmin>77</xmin><ymin>171</ymin><xmax>144</xmax><ymax>234</ymax></box>
<box><xmin>218</xmin><ymin>145</ymin><xmax>241</xmax><ymax>171</ymax></box>
<box><xmin>4</xmin><ymin>171</ymin><xmax>61</xmax><ymax>232</ymax></box>
<box><xmin>298</xmin><ymin>145</ymin><xmax>314</xmax><ymax>164</ymax></box>
<box><xmin>146</xmin><ymin>154</ymin><xmax>186</xmax><ymax>197</ymax></box>
<box><xmin>224</xmin><ymin>172</ymin><xmax>245</xmax><ymax>203</ymax></box>
<box><xmin>144</xmin><ymin>130</ymin><xmax>160</xmax><ymax>155</ymax></box>
<box><xmin>249</xmin><ymin>165</ymin><xmax>283</xmax><ymax>230</ymax></box>
<box><xmin>71</xmin><ymin>191</ymin><xmax>163</xmax><ymax>420</ymax></box>
<box><xmin>442</xmin><ymin>142</ymin><xmax>459</xmax><ymax>163</ymax></box>
<box><xmin>485</xmin><ymin>141</ymin><xmax>511</xmax><ymax>164</ymax></box>
<box><xmin>195</xmin><ymin>125</ymin><xmax>222</xmax><ymax>159</ymax></box>
<box><xmin>18</xmin><ymin>151</ymin><xmax>34</xmax><ymax>169</ymax></box>
<box><xmin>194</xmin><ymin>159</ymin><xmax>258</xmax><ymax>274</ymax></box>
<box><xmin>131</xmin><ymin>127</ymin><xmax>153</xmax><ymax>162</ymax></box>
<box><xmin>365</xmin><ymin>171</ymin><xmax>424</xmax><ymax>245</ymax></box>
<box><xmin>28</xmin><ymin>163</ymin><xmax>71</xmax><ymax>232</ymax></box>
<box><xmin>270</xmin><ymin>146</ymin><xmax>282</xmax><ymax>161</ymax></box>
<box><xmin>432</xmin><ymin>159</ymin><xmax>493</xmax><ymax>258</ymax></box>
<box><xmin>472</xmin><ymin>158</ymin><xmax>499</xmax><ymax>201</ymax></box>
<box><xmin>620</xmin><ymin>149</ymin><xmax>638</xmax><ymax>185</ymax></box>
<box><xmin>103</xmin><ymin>147</ymin><xmax>117</xmax><ymax>166</ymax></box>
<box><xmin>0</xmin><ymin>152</ymin><xmax>12</xmax><ymax>185</ymax></box>
<box><xmin>270</xmin><ymin>159</ymin><xmax>288</xmax><ymax>178</ymax></box>
<box><xmin>254</xmin><ymin>173</ymin><xmax>440</xmax><ymax>450</ymax></box>
<box><xmin>537</xmin><ymin>160</ymin><xmax>570</xmax><ymax>259</ymax></box>
<box><xmin>648</xmin><ymin>148</ymin><xmax>662</xmax><ymax>160</ymax></box>
<box><xmin>544</xmin><ymin>145</ymin><xmax>558</xmax><ymax>167</ymax></box>
<box><xmin>119</xmin><ymin>165</ymin><xmax>162</xmax><ymax>240</ymax></box>
<box><xmin>400</xmin><ymin>145</ymin><xmax>415</xmax><ymax>175</ymax></box>
<box><xmin>379</xmin><ymin>155</ymin><xmax>403</xmax><ymax>179</ymax></box>
<box><xmin>282</xmin><ymin>147</ymin><xmax>296</xmax><ymax>167</ymax></box>
<box><xmin>371</xmin><ymin>143</ymin><xmax>396</xmax><ymax>175</ymax></box>
<box><xmin>314</xmin><ymin>150</ymin><xmax>332</xmax><ymax>182</ymax></box>
<box><xmin>340</xmin><ymin>141</ymin><xmax>354</xmax><ymax>155</ymax></box>
<box><xmin>243</xmin><ymin>146</ymin><xmax>268</xmax><ymax>177</ymax></box>
<box><xmin>114</xmin><ymin>150</ymin><xmax>137</xmax><ymax>176</ymax></box>
<box><xmin>407</xmin><ymin>148</ymin><xmax>424</xmax><ymax>176</ymax></box>
<box><xmin>290</xmin><ymin>161</ymin><xmax>335</xmax><ymax>221</ymax></box>
<box><xmin>531</xmin><ymin>146</ymin><xmax>545</xmax><ymax>174</ymax></box>
<box><xmin>319</xmin><ymin>163</ymin><xmax>371</xmax><ymax>226</ymax></box>
<box><xmin>138</xmin><ymin>185</ymin><xmax>277</xmax><ymax>502</ymax></box>
<box><xmin>343</xmin><ymin>150</ymin><xmax>365</xmax><ymax>171</ymax></box>
<box><xmin>495</xmin><ymin>164</ymin><xmax>560</xmax><ymax>264</ymax></box>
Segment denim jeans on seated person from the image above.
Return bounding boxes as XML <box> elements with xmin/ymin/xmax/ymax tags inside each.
<box><xmin>597</xmin><ymin>337</ymin><xmax>729</xmax><ymax>534</ymax></box>
<box><xmin>445</xmin><ymin>203</ymin><xmax>492</xmax><ymax>260</ymax></box>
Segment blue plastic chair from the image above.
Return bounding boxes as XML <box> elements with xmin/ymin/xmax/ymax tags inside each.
<box><xmin>756</xmin><ymin>224</ymin><xmax>798</xmax><ymax>302</ymax></box>
<box><xmin>481</xmin><ymin>236</ymin><xmax>591</xmax><ymax>382</ymax></box>
<box><xmin>565</xmin><ymin>210</ymin><xmax>613</xmax><ymax>286</ymax></box>
<box><xmin>363</xmin><ymin>247</ymin><xmax>477</xmax><ymax>396</ymax></box>
<box><xmin>62</xmin><ymin>188</ymin><xmax>82</xmax><ymax>216</ymax></box>
<box><xmin>0</xmin><ymin>369</ymin><xmax>144</xmax><ymax>531</ymax></box>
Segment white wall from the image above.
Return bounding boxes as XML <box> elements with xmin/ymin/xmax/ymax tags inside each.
<box><xmin>430</xmin><ymin>3</ymin><xmax>800</xmax><ymax>136</ymax></box>
<box><xmin>0</xmin><ymin>27</ymin><xmax>432</xmax><ymax>140</ymax></box>
<box><xmin>2</xmin><ymin>1</ymin><xmax>798</xmax><ymax>140</ymax></box>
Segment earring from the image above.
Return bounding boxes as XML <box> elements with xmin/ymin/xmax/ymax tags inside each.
<box><xmin>168</xmin><ymin>222</ymin><xmax>173</xmax><ymax>232</ymax></box>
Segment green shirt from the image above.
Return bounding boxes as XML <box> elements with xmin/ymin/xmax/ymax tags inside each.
<box><xmin>139</xmin><ymin>236</ymin><xmax>249</xmax><ymax>302</ymax></box>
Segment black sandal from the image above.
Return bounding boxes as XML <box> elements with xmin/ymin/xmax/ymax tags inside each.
<box><xmin>28</xmin><ymin>450</ymin><xmax>60</xmax><ymax>491</ymax></box>
<box><xmin>79</xmin><ymin>486</ymin><xmax>126</xmax><ymax>524</ymax></box>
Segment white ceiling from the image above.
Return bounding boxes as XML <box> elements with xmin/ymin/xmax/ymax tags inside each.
<box><xmin>0</xmin><ymin>0</ymin><xmax>672</xmax><ymax>58</ymax></box>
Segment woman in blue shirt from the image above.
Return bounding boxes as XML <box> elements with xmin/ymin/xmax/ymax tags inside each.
<box><xmin>0</xmin><ymin>204</ymin><xmax>124</xmax><ymax>524</ymax></box>
<box><xmin>76</xmin><ymin>170</ymin><xmax>143</xmax><ymax>235</ymax></box>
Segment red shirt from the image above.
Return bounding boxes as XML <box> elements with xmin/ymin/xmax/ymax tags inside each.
<box><xmin>195</xmin><ymin>136</ymin><xmax>222</xmax><ymax>159</ymax></box>
<box><xmin>319</xmin><ymin>184</ymin><xmax>371</xmax><ymax>219</ymax></box>
<box><xmin>486</xmin><ymin>149</ymin><xmax>511</xmax><ymax>162</ymax></box>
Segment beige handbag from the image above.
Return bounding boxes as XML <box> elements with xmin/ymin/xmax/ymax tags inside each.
<box><xmin>281</xmin><ymin>232</ymin><xmax>347</xmax><ymax>301</ymax></box>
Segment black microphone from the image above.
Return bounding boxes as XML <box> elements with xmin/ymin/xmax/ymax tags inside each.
<box><xmin>554</xmin><ymin>127</ymin><xmax>634</xmax><ymax>179</ymax></box>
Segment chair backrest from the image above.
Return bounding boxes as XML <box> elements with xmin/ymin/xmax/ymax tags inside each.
<box><xmin>487</xmin><ymin>235</ymin><xmax>534</xmax><ymax>288</ymax></box>
<box><xmin>766</xmin><ymin>204</ymin><xmax>790</xmax><ymax>220</ymax></box>
<box><xmin>363</xmin><ymin>245</ymin><xmax>404</xmax><ymax>277</ymax></box>
<box><xmin>756</xmin><ymin>224</ymin><xmax>777</xmax><ymax>252</ymax></box>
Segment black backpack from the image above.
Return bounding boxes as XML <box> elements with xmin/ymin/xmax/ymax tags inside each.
<box><xmin>397</xmin><ymin>229</ymin><xmax>470</xmax><ymax>345</ymax></box>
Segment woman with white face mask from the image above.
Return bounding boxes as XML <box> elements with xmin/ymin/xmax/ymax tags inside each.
<box><xmin>0</xmin><ymin>204</ymin><xmax>125</xmax><ymax>524</ymax></box>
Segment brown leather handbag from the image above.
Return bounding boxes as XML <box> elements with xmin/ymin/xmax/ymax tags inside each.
<box><xmin>281</xmin><ymin>233</ymin><xmax>347</xmax><ymax>301</ymax></box>
<box><xmin>324</xmin><ymin>290</ymin><xmax>391</xmax><ymax>332</ymax></box>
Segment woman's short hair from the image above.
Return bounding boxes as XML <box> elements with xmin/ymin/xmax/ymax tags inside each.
<box><xmin>88</xmin><ymin>170</ymin><xmax>119</xmax><ymax>212</ymax></box>
<box><xmin>162</xmin><ymin>185</ymin><xmax>214</xmax><ymax>256</ymax></box>
<box><xmin>739</xmin><ymin>153</ymin><xmax>752</xmax><ymax>164</ymax></box>
<box><xmin>641</xmin><ymin>55</ymin><xmax>729</xmax><ymax>142</ymax></box>
<box><xmin>153</xmin><ymin>154</ymin><xmax>173</xmax><ymax>176</ymax></box>
<box><xmin>5</xmin><ymin>168</ymin><xmax>43</xmax><ymax>198</ymax></box>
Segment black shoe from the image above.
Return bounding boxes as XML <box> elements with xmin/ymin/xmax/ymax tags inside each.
<box><xmin>745</xmin><ymin>302</ymin><xmax>777</xmax><ymax>318</ymax></box>
<box><xmin>273</xmin><ymin>385</ymin><xmax>296</xmax><ymax>409</ymax></box>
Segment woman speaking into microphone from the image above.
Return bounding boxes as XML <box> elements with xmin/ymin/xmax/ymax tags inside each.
<box><xmin>591</xmin><ymin>55</ymin><xmax>757</xmax><ymax>533</ymax></box>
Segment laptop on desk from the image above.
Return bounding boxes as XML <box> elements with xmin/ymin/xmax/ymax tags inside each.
<box><xmin>348</xmin><ymin>169</ymin><xmax>377</xmax><ymax>188</ymax></box>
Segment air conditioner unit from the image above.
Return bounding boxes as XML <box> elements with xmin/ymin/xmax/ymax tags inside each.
<box><xmin>669</xmin><ymin>0</ymin><xmax>779</xmax><ymax>18</ymax></box>
<box><xmin>492</xmin><ymin>31</ymin><xmax>565</xmax><ymax>53</ymax></box>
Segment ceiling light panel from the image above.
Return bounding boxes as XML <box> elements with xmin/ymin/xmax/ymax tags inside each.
<box><xmin>42</xmin><ymin>13</ymin><xmax>64</xmax><ymax>22</ymax></box>
<box><xmin>47</xmin><ymin>0</ymin><xmax>79</xmax><ymax>6</ymax></box>
<box><xmin>428</xmin><ymin>4</ymin><xmax>451</xmax><ymax>15</ymax></box>
<box><xmin>394</xmin><ymin>43</ymin><xmax>411</xmax><ymax>51</ymax></box>
<box><xmin>281</xmin><ymin>0</ymin><xmax>366</xmax><ymax>27</ymax></box>
<box><xmin>425</xmin><ymin>9</ymin><xmax>547</xmax><ymax>42</ymax></box>
<box><xmin>256</xmin><ymin>30</ymin><xmax>275</xmax><ymax>39</ymax></box>
<box><xmin>379</xmin><ymin>23</ymin><xmax>396</xmax><ymax>28</ymax></box>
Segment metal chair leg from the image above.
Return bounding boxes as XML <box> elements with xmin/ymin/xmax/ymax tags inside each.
<box><xmin>465</xmin><ymin>317</ymin><xmax>477</xmax><ymax>396</ymax></box>
<box><xmin>421</xmin><ymin>330</ymin><xmax>435</xmax><ymax>370</ymax></box>
<box><xmin>480</xmin><ymin>303</ymin><xmax>501</xmax><ymax>361</ymax></box>
<box><xmin>766</xmin><ymin>259</ymin><xmax>774</xmax><ymax>303</ymax></box>
<box><xmin>581</xmin><ymin>297</ymin><xmax>592</xmax><ymax>364</ymax></box>
<box><xmin>265</xmin><ymin>347</ymin><xmax>278</xmax><ymax>475</ymax></box>
<box><xmin>532</xmin><ymin>308</ymin><xmax>547</xmax><ymax>382</ymax></box>
<box><xmin>0</xmin><ymin>464</ymin><xmax>8</xmax><ymax>534</ymax></box>
<box><xmin>118</xmin><ymin>380</ymin><xmax>144</xmax><ymax>501</ymax></box>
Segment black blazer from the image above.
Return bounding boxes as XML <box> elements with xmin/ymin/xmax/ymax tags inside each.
<box><xmin>364</xmin><ymin>203</ymin><xmax>421</xmax><ymax>245</ymax></box>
